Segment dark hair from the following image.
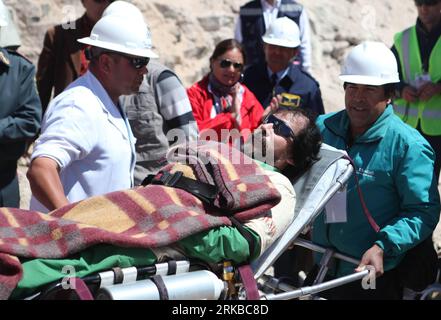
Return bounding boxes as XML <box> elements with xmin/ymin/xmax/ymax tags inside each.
<box><xmin>209</xmin><ymin>39</ymin><xmax>247</xmax><ymax>67</ymax></box>
<box><xmin>415</xmin><ymin>0</ymin><xmax>441</xmax><ymax>6</ymax></box>
<box><xmin>276</xmin><ymin>108</ymin><xmax>322</xmax><ymax>179</ymax></box>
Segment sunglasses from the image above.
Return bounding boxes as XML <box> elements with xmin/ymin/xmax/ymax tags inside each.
<box><xmin>103</xmin><ymin>51</ymin><xmax>150</xmax><ymax>69</ymax></box>
<box><xmin>122</xmin><ymin>55</ymin><xmax>150</xmax><ymax>69</ymax></box>
<box><xmin>263</xmin><ymin>114</ymin><xmax>295</xmax><ymax>139</ymax></box>
<box><xmin>219</xmin><ymin>59</ymin><xmax>244</xmax><ymax>71</ymax></box>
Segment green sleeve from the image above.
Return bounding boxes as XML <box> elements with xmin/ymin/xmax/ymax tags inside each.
<box><xmin>12</xmin><ymin>244</ymin><xmax>156</xmax><ymax>299</ymax></box>
<box><xmin>177</xmin><ymin>226</ymin><xmax>260</xmax><ymax>264</ymax></box>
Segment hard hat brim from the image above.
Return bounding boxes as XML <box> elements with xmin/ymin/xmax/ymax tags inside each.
<box><xmin>262</xmin><ymin>36</ymin><xmax>300</xmax><ymax>49</ymax></box>
<box><xmin>78</xmin><ymin>37</ymin><xmax>159</xmax><ymax>59</ymax></box>
<box><xmin>339</xmin><ymin>74</ymin><xmax>400</xmax><ymax>86</ymax></box>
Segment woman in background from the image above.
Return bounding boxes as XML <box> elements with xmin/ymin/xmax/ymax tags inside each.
<box><xmin>187</xmin><ymin>39</ymin><xmax>263</xmax><ymax>143</ymax></box>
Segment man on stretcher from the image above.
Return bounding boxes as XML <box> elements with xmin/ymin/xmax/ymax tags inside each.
<box><xmin>3</xmin><ymin>108</ymin><xmax>321</xmax><ymax>299</ymax></box>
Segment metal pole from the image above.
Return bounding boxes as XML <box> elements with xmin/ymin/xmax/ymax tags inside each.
<box><xmin>264</xmin><ymin>270</ymin><xmax>369</xmax><ymax>300</ymax></box>
<box><xmin>294</xmin><ymin>238</ymin><xmax>360</xmax><ymax>265</ymax></box>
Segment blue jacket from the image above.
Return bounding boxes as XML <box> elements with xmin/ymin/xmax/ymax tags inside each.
<box><xmin>243</xmin><ymin>61</ymin><xmax>324</xmax><ymax>116</ymax></box>
<box><xmin>0</xmin><ymin>48</ymin><xmax>41</xmax><ymax>181</ymax></box>
<box><xmin>314</xmin><ymin>106</ymin><xmax>440</xmax><ymax>276</ymax></box>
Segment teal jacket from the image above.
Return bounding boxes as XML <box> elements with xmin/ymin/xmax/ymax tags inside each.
<box><xmin>314</xmin><ymin>106</ymin><xmax>440</xmax><ymax>276</ymax></box>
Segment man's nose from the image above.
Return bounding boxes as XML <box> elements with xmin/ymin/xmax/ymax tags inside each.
<box><xmin>352</xmin><ymin>88</ymin><xmax>366</xmax><ymax>101</ymax></box>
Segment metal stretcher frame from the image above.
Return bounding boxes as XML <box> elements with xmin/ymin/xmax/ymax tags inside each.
<box><xmin>24</xmin><ymin>144</ymin><xmax>368</xmax><ymax>300</ymax></box>
<box><xmin>252</xmin><ymin>144</ymin><xmax>354</xmax><ymax>280</ymax></box>
<box><xmin>249</xmin><ymin>143</ymin><xmax>373</xmax><ymax>300</ymax></box>
<box><xmin>92</xmin><ymin>144</ymin><xmax>362</xmax><ymax>301</ymax></box>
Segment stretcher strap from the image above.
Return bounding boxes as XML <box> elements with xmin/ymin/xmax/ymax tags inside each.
<box><xmin>71</xmin><ymin>278</ymin><xmax>94</xmax><ymax>300</ymax></box>
<box><xmin>229</xmin><ymin>217</ymin><xmax>256</xmax><ymax>263</ymax></box>
<box><xmin>112</xmin><ymin>267</ymin><xmax>124</xmax><ymax>284</ymax></box>
<box><xmin>167</xmin><ymin>260</ymin><xmax>177</xmax><ymax>275</ymax></box>
<box><xmin>238</xmin><ymin>265</ymin><xmax>259</xmax><ymax>300</ymax></box>
<box><xmin>151</xmin><ymin>275</ymin><xmax>169</xmax><ymax>300</ymax></box>
<box><xmin>142</xmin><ymin>171</ymin><xmax>219</xmax><ymax>205</ymax></box>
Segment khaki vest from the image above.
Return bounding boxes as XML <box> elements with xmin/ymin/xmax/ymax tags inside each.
<box><xmin>121</xmin><ymin>61</ymin><xmax>172</xmax><ymax>185</ymax></box>
<box><xmin>393</xmin><ymin>26</ymin><xmax>441</xmax><ymax>135</ymax></box>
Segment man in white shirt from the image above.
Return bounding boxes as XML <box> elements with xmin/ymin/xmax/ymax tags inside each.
<box><xmin>27</xmin><ymin>13</ymin><xmax>158</xmax><ymax>212</ymax></box>
<box><xmin>235</xmin><ymin>0</ymin><xmax>312</xmax><ymax>73</ymax></box>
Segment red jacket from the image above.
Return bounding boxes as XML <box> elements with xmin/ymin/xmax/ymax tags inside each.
<box><xmin>187</xmin><ymin>75</ymin><xmax>263</xmax><ymax>141</ymax></box>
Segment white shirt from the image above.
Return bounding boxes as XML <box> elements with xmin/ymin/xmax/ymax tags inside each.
<box><xmin>260</xmin><ymin>0</ymin><xmax>282</xmax><ymax>32</ymax></box>
<box><xmin>234</xmin><ymin>0</ymin><xmax>312</xmax><ymax>73</ymax></box>
<box><xmin>267</xmin><ymin>66</ymin><xmax>290</xmax><ymax>87</ymax></box>
<box><xmin>30</xmin><ymin>71</ymin><xmax>136</xmax><ymax>212</ymax></box>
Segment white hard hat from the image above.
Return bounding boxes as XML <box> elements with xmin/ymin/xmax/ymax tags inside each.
<box><xmin>339</xmin><ymin>41</ymin><xmax>400</xmax><ymax>86</ymax></box>
<box><xmin>102</xmin><ymin>1</ymin><xmax>144</xmax><ymax>21</ymax></box>
<box><xmin>262</xmin><ymin>17</ymin><xmax>300</xmax><ymax>48</ymax></box>
<box><xmin>77</xmin><ymin>14</ymin><xmax>158</xmax><ymax>58</ymax></box>
<box><xmin>0</xmin><ymin>0</ymin><xmax>9</xmax><ymax>27</ymax></box>
<box><xmin>0</xmin><ymin>4</ymin><xmax>21</xmax><ymax>48</ymax></box>
<box><xmin>101</xmin><ymin>0</ymin><xmax>154</xmax><ymax>53</ymax></box>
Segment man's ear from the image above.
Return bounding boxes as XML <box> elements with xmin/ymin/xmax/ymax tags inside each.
<box><xmin>99</xmin><ymin>54</ymin><xmax>112</xmax><ymax>74</ymax></box>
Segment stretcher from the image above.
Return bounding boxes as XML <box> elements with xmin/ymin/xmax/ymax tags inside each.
<box><xmin>12</xmin><ymin>142</ymin><xmax>375</xmax><ymax>300</ymax></box>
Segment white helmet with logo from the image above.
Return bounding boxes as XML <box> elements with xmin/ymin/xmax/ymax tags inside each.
<box><xmin>102</xmin><ymin>1</ymin><xmax>145</xmax><ymax>21</ymax></box>
<box><xmin>339</xmin><ymin>41</ymin><xmax>400</xmax><ymax>86</ymax></box>
<box><xmin>101</xmin><ymin>0</ymin><xmax>154</xmax><ymax>53</ymax></box>
<box><xmin>77</xmin><ymin>14</ymin><xmax>158</xmax><ymax>58</ymax></box>
<box><xmin>262</xmin><ymin>17</ymin><xmax>300</xmax><ymax>48</ymax></box>
<box><xmin>0</xmin><ymin>0</ymin><xmax>9</xmax><ymax>27</ymax></box>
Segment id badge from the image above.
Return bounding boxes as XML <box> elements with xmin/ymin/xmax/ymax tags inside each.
<box><xmin>325</xmin><ymin>187</ymin><xmax>348</xmax><ymax>223</ymax></box>
<box><xmin>414</xmin><ymin>73</ymin><xmax>431</xmax><ymax>89</ymax></box>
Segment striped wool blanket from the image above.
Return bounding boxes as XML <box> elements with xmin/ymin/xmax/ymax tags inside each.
<box><xmin>0</xmin><ymin>141</ymin><xmax>281</xmax><ymax>299</ymax></box>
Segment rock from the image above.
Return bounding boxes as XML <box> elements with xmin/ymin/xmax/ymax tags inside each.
<box><xmin>5</xmin><ymin>0</ymin><xmax>418</xmax><ymax>113</ymax></box>
<box><xmin>153</xmin><ymin>3</ymin><xmax>179</xmax><ymax>20</ymax></box>
<box><xmin>198</xmin><ymin>16</ymin><xmax>234</xmax><ymax>33</ymax></box>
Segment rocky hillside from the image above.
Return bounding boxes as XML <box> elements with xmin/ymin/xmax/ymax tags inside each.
<box><xmin>5</xmin><ymin>0</ymin><xmax>417</xmax><ymax>112</ymax></box>
<box><xmin>5</xmin><ymin>0</ymin><xmax>441</xmax><ymax>252</ymax></box>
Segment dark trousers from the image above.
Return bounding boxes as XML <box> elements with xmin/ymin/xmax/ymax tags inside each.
<box><xmin>0</xmin><ymin>173</ymin><xmax>20</xmax><ymax>208</ymax></box>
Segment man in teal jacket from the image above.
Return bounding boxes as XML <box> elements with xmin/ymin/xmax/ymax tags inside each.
<box><xmin>314</xmin><ymin>41</ymin><xmax>440</xmax><ymax>299</ymax></box>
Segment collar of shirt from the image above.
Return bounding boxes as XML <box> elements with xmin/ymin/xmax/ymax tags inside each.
<box><xmin>254</xmin><ymin>159</ymin><xmax>280</xmax><ymax>172</ymax></box>
<box><xmin>261</xmin><ymin>0</ymin><xmax>282</xmax><ymax>28</ymax></box>
<box><xmin>0</xmin><ymin>47</ymin><xmax>11</xmax><ymax>67</ymax></box>
<box><xmin>267</xmin><ymin>66</ymin><xmax>290</xmax><ymax>85</ymax></box>
<box><xmin>416</xmin><ymin>18</ymin><xmax>441</xmax><ymax>39</ymax></box>
<box><xmin>261</xmin><ymin>0</ymin><xmax>282</xmax><ymax>11</ymax></box>
<box><xmin>84</xmin><ymin>70</ymin><xmax>122</xmax><ymax>117</ymax></box>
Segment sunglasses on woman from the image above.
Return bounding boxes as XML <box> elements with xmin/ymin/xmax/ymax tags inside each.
<box><xmin>263</xmin><ymin>114</ymin><xmax>295</xmax><ymax>139</ymax></box>
<box><xmin>219</xmin><ymin>59</ymin><xmax>244</xmax><ymax>71</ymax></box>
